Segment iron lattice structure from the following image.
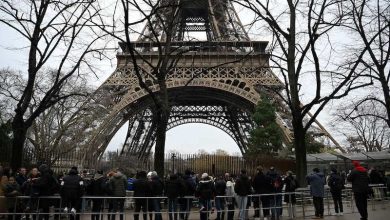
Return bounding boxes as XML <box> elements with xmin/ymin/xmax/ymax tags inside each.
<box><xmin>79</xmin><ymin>0</ymin><xmax>340</xmax><ymax>165</ymax></box>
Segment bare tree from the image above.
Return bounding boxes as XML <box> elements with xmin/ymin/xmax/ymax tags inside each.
<box><xmin>0</xmin><ymin>0</ymin><xmax>104</xmax><ymax>170</ymax></box>
<box><xmin>335</xmin><ymin>100</ymin><xmax>390</xmax><ymax>152</ymax></box>
<box><xmin>341</xmin><ymin>0</ymin><xmax>390</xmax><ymax>126</ymax></box>
<box><xmin>236</xmin><ymin>0</ymin><xmax>372</xmax><ymax>185</ymax></box>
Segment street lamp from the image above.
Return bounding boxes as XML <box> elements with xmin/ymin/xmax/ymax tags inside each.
<box><xmin>171</xmin><ymin>153</ymin><xmax>176</xmax><ymax>174</ymax></box>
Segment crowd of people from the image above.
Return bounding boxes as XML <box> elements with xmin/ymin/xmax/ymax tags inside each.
<box><xmin>0</xmin><ymin>161</ymin><xmax>389</xmax><ymax>220</ymax></box>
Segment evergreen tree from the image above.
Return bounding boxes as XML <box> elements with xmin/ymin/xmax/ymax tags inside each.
<box><xmin>247</xmin><ymin>98</ymin><xmax>283</xmax><ymax>155</ymax></box>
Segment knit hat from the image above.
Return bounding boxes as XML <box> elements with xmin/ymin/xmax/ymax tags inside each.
<box><xmin>201</xmin><ymin>173</ymin><xmax>208</xmax><ymax>179</ymax></box>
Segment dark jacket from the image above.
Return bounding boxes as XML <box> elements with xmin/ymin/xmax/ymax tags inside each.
<box><xmin>16</xmin><ymin>175</ymin><xmax>27</xmax><ymax>187</ymax></box>
<box><xmin>234</xmin><ymin>174</ymin><xmax>251</xmax><ymax>196</ymax></box>
<box><xmin>214</xmin><ymin>179</ymin><xmax>226</xmax><ymax>196</ymax></box>
<box><xmin>182</xmin><ymin>174</ymin><xmax>196</xmax><ymax>196</ymax></box>
<box><xmin>327</xmin><ymin>173</ymin><xmax>344</xmax><ymax>193</ymax></box>
<box><xmin>150</xmin><ymin>176</ymin><xmax>164</xmax><ymax>196</ymax></box>
<box><xmin>283</xmin><ymin>175</ymin><xmax>298</xmax><ymax>203</ymax></box>
<box><xmin>252</xmin><ymin>172</ymin><xmax>273</xmax><ymax>194</ymax></box>
<box><xmin>306</xmin><ymin>172</ymin><xmax>325</xmax><ymax>197</ymax></box>
<box><xmin>267</xmin><ymin>170</ymin><xmax>283</xmax><ymax>193</ymax></box>
<box><xmin>196</xmin><ymin>178</ymin><xmax>215</xmax><ymax>200</ymax></box>
<box><xmin>89</xmin><ymin>174</ymin><xmax>107</xmax><ymax>196</ymax></box>
<box><xmin>61</xmin><ymin>169</ymin><xmax>84</xmax><ymax>199</ymax></box>
<box><xmin>347</xmin><ymin>169</ymin><xmax>370</xmax><ymax>194</ymax></box>
<box><xmin>165</xmin><ymin>176</ymin><xmax>185</xmax><ymax>199</ymax></box>
<box><xmin>4</xmin><ymin>182</ymin><xmax>22</xmax><ymax>209</ymax></box>
<box><xmin>33</xmin><ymin>170</ymin><xmax>59</xmax><ymax>196</ymax></box>
<box><xmin>133</xmin><ymin>178</ymin><xmax>152</xmax><ymax>197</ymax></box>
<box><xmin>109</xmin><ymin>172</ymin><xmax>128</xmax><ymax>197</ymax></box>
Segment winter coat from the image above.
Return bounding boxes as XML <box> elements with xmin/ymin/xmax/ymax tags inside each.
<box><xmin>165</xmin><ymin>177</ymin><xmax>185</xmax><ymax>199</ymax></box>
<box><xmin>306</xmin><ymin>172</ymin><xmax>325</xmax><ymax>197</ymax></box>
<box><xmin>225</xmin><ymin>180</ymin><xmax>235</xmax><ymax>204</ymax></box>
<box><xmin>347</xmin><ymin>169</ymin><xmax>370</xmax><ymax>194</ymax></box>
<box><xmin>150</xmin><ymin>176</ymin><xmax>164</xmax><ymax>196</ymax></box>
<box><xmin>252</xmin><ymin>172</ymin><xmax>273</xmax><ymax>194</ymax></box>
<box><xmin>133</xmin><ymin>178</ymin><xmax>152</xmax><ymax>197</ymax></box>
<box><xmin>33</xmin><ymin>170</ymin><xmax>59</xmax><ymax>196</ymax></box>
<box><xmin>196</xmin><ymin>178</ymin><xmax>215</xmax><ymax>200</ymax></box>
<box><xmin>327</xmin><ymin>173</ymin><xmax>344</xmax><ymax>193</ymax></box>
<box><xmin>109</xmin><ymin>172</ymin><xmax>128</xmax><ymax>197</ymax></box>
<box><xmin>60</xmin><ymin>169</ymin><xmax>84</xmax><ymax>200</ymax></box>
<box><xmin>4</xmin><ymin>182</ymin><xmax>22</xmax><ymax>209</ymax></box>
<box><xmin>89</xmin><ymin>174</ymin><xmax>108</xmax><ymax>196</ymax></box>
<box><xmin>214</xmin><ymin>179</ymin><xmax>226</xmax><ymax>196</ymax></box>
<box><xmin>15</xmin><ymin>175</ymin><xmax>27</xmax><ymax>187</ymax></box>
<box><xmin>283</xmin><ymin>175</ymin><xmax>298</xmax><ymax>203</ymax></box>
<box><xmin>234</xmin><ymin>174</ymin><xmax>251</xmax><ymax>196</ymax></box>
<box><xmin>267</xmin><ymin>170</ymin><xmax>283</xmax><ymax>193</ymax></box>
<box><xmin>182</xmin><ymin>174</ymin><xmax>196</xmax><ymax>196</ymax></box>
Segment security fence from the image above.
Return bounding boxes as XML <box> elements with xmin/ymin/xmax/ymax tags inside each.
<box><xmin>1</xmin><ymin>186</ymin><xmax>389</xmax><ymax>220</ymax></box>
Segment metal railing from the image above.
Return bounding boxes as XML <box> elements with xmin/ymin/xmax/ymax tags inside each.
<box><xmin>0</xmin><ymin>186</ymin><xmax>389</xmax><ymax>220</ymax></box>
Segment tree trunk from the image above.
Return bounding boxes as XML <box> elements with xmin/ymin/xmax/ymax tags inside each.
<box><xmin>10</xmin><ymin>115</ymin><xmax>27</xmax><ymax>171</ymax></box>
<box><xmin>292</xmin><ymin>119</ymin><xmax>308</xmax><ymax>187</ymax></box>
<box><xmin>153</xmin><ymin>82</ymin><xmax>170</xmax><ymax>177</ymax></box>
<box><xmin>378</xmin><ymin>70</ymin><xmax>390</xmax><ymax>127</ymax></box>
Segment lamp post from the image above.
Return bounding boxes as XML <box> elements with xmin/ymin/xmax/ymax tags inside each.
<box><xmin>171</xmin><ymin>153</ymin><xmax>176</xmax><ymax>174</ymax></box>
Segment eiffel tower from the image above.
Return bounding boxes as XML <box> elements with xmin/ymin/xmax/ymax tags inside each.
<box><xmin>80</xmin><ymin>0</ymin><xmax>340</xmax><ymax>164</ymax></box>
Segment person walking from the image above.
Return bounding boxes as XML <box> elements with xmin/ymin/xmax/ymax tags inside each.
<box><xmin>234</xmin><ymin>170</ymin><xmax>251</xmax><ymax>220</ymax></box>
<box><xmin>327</xmin><ymin>168</ymin><xmax>344</xmax><ymax>216</ymax></box>
<box><xmin>347</xmin><ymin>161</ymin><xmax>370</xmax><ymax>220</ymax></box>
<box><xmin>196</xmin><ymin>173</ymin><xmax>215</xmax><ymax>220</ymax></box>
<box><xmin>306</xmin><ymin>168</ymin><xmax>325</xmax><ymax>219</ymax></box>
<box><xmin>267</xmin><ymin>167</ymin><xmax>283</xmax><ymax>220</ymax></box>
<box><xmin>252</xmin><ymin>166</ymin><xmax>272</xmax><ymax>219</ymax></box>
<box><xmin>284</xmin><ymin>171</ymin><xmax>298</xmax><ymax>218</ymax></box>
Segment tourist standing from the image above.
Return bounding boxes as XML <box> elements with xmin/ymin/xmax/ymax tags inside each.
<box><xmin>327</xmin><ymin>168</ymin><xmax>344</xmax><ymax>216</ymax></box>
<box><xmin>252</xmin><ymin>166</ymin><xmax>272</xmax><ymax>219</ymax></box>
<box><xmin>60</xmin><ymin>167</ymin><xmax>84</xmax><ymax>220</ymax></box>
<box><xmin>133</xmin><ymin>171</ymin><xmax>151</xmax><ymax>220</ymax></box>
<box><xmin>165</xmin><ymin>174</ymin><xmax>185</xmax><ymax>220</ymax></box>
<box><xmin>89</xmin><ymin>170</ymin><xmax>107</xmax><ymax>220</ymax></box>
<box><xmin>284</xmin><ymin>171</ymin><xmax>298</xmax><ymax>218</ymax></box>
<box><xmin>267</xmin><ymin>167</ymin><xmax>283</xmax><ymax>220</ymax></box>
<box><xmin>180</xmin><ymin>170</ymin><xmax>196</xmax><ymax>220</ymax></box>
<box><xmin>234</xmin><ymin>170</ymin><xmax>251</xmax><ymax>220</ymax></box>
<box><xmin>215</xmin><ymin>176</ymin><xmax>226</xmax><ymax>220</ymax></box>
<box><xmin>109</xmin><ymin>170</ymin><xmax>127</xmax><ymax>220</ymax></box>
<box><xmin>4</xmin><ymin>176</ymin><xmax>22</xmax><ymax>220</ymax></box>
<box><xmin>150</xmin><ymin>171</ymin><xmax>164</xmax><ymax>220</ymax></box>
<box><xmin>196</xmin><ymin>173</ymin><xmax>215</xmax><ymax>220</ymax></box>
<box><xmin>15</xmin><ymin>168</ymin><xmax>28</xmax><ymax>187</ymax></box>
<box><xmin>225</xmin><ymin>173</ymin><xmax>235</xmax><ymax>220</ymax></box>
<box><xmin>306</xmin><ymin>168</ymin><xmax>325</xmax><ymax>219</ymax></box>
<box><xmin>347</xmin><ymin>161</ymin><xmax>370</xmax><ymax>220</ymax></box>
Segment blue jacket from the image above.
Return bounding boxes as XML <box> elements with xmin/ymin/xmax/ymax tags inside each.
<box><xmin>306</xmin><ymin>172</ymin><xmax>325</xmax><ymax>197</ymax></box>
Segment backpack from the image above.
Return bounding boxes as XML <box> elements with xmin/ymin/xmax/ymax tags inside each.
<box><xmin>271</xmin><ymin>176</ymin><xmax>282</xmax><ymax>189</ymax></box>
<box><xmin>330</xmin><ymin>175</ymin><xmax>344</xmax><ymax>191</ymax></box>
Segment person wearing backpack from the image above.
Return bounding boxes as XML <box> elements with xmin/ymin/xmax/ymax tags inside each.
<box><xmin>180</xmin><ymin>170</ymin><xmax>196</xmax><ymax>220</ymax></box>
<box><xmin>327</xmin><ymin>168</ymin><xmax>344</xmax><ymax>216</ymax></box>
<box><xmin>89</xmin><ymin>170</ymin><xmax>107</xmax><ymax>220</ymax></box>
<box><xmin>196</xmin><ymin>173</ymin><xmax>215</xmax><ymax>220</ymax></box>
<box><xmin>306</xmin><ymin>168</ymin><xmax>325</xmax><ymax>219</ymax></box>
<box><xmin>284</xmin><ymin>171</ymin><xmax>298</xmax><ymax>218</ymax></box>
<box><xmin>266</xmin><ymin>167</ymin><xmax>283</xmax><ymax>220</ymax></box>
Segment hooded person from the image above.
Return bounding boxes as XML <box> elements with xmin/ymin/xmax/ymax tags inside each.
<box><xmin>306</xmin><ymin>168</ymin><xmax>325</xmax><ymax>219</ymax></box>
<box><xmin>347</xmin><ymin>161</ymin><xmax>370</xmax><ymax>220</ymax></box>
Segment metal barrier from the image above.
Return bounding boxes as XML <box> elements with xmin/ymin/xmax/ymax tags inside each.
<box><xmin>0</xmin><ymin>186</ymin><xmax>389</xmax><ymax>220</ymax></box>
